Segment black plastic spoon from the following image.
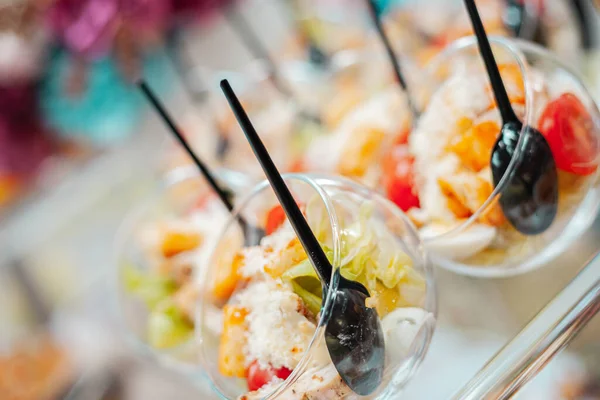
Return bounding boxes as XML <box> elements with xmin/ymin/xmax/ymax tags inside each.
<box><xmin>220</xmin><ymin>79</ymin><xmax>384</xmax><ymax>396</ymax></box>
<box><xmin>138</xmin><ymin>80</ymin><xmax>264</xmax><ymax>244</ymax></box>
<box><xmin>365</xmin><ymin>0</ymin><xmax>418</xmax><ymax>119</ymax></box>
<box><xmin>224</xmin><ymin>5</ymin><xmax>322</xmax><ymax>125</ymax></box>
<box><xmin>463</xmin><ymin>0</ymin><xmax>558</xmax><ymax>235</ymax></box>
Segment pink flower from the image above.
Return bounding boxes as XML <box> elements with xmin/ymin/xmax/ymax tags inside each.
<box><xmin>0</xmin><ymin>84</ymin><xmax>53</xmax><ymax>177</ymax></box>
<box><xmin>47</xmin><ymin>0</ymin><xmax>172</xmax><ymax>60</ymax></box>
<box><xmin>171</xmin><ymin>0</ymin><xmax>233</xmax><ymax>21</ymax></box>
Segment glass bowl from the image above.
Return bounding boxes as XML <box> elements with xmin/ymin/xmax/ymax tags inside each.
<box><xmin>114</xmin><ymin>166</ymin><xmax>252</xmax><ymax>372</ymax></box>
<box><xmin>409</xmin><ymin>36</ymin><xmax>600</xmax><ymax>277</ymax></box>
<box><xmin>197</xmin><ymin>174</ymin><xmax>436</xmax><ymax>399</ymax></box>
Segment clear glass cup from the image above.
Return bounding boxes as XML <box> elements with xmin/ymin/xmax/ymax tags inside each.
<box><xmin>290</xmin><ymin>0</ymin><xmax>581</xmax><ymax>66</ymax></box>
<box><xmin>114</xmin><ymin>166</ymin><xmax>252</xmax><ymax>372</ymax></box>
<box><xmin>412</xmin><ymin>36</ymin><xmax>600</xmax><ymax>277</ymax></box>
<box><xmin>197</xmin><ymin>174</ymin><xmax>436</xmax><ymax>399</ymax></box>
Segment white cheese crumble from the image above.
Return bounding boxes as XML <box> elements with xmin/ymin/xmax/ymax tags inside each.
<box><xmin>238</xmin><ymin>223</ymin><xmax>297</xmax><ymax>278</ymax></box>
<box><xmin>234</xmin><ymin>279</ymin><xmax>316</xmax><ymax>370</ymax></box>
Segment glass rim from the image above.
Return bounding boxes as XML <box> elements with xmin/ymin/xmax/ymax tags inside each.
<box><xmin>196</xmin><ymin>172</ymin><xmax>436</xmax><ymax>399</ymax></box>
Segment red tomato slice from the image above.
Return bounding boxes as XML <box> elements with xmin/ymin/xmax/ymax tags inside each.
<box><xmin>246</xmin><ymin>361</ymin><xmax>292</xmax><ymax>392</ymax></box>
<box><xmin>265</xmin><ymin>205</ymin><xmax>286</xmax><ymax>235</ymax></box>
<box><xmin>382</xmin><ymin>145</ymin><xmax>420</xmax><ymax>211</ymax></box>
<box><xmin>538</xmin><ymin>93</ymin><xmax>599</xmax><ymax>176</ymax></box>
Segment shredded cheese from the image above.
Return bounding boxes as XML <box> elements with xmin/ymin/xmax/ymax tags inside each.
<box><xmin>234</xmin><ymin>279</ymin><xmax>316</xmax><ymax>370</ymax></box>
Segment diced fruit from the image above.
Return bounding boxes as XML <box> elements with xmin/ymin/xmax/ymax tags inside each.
<box><xmin>437</xmin><ymin>172</ymin><xmax>505</xmax><ymax>226</ymax></box>
<box><xmin>449</xmin><ymin>121</ymin><xmax>499</xmax><ymax>172</ymax></box>
<box><xmin>157</xmin><ymin>259</ymin><xmax>193</xmax><ymax>286</ymax></box>
<box><xmin>393</xmin><ymin>126</ymin><xmax>411</xmax><ymax>146</ymax></box>
<box><xmin>246</xmin><ymin>360</ymin><xmax>293</xmax><ymax>392</ymax></box>
<box><xmin>265</xmin><ymin>205</ymin><xmax>286</xmax><ymax>235</ymax></box>
<box><xmin>265</xmin><ymin>237</ymin><xmax>308</xmax><ymax>279</ymax></box>
<box><xmin>324</xmin><ymin>87</ymin><xmax>363</xmax><ymax>129</ymax></box>
<box><xmin>368</xmin><ymin>281</ymin><xmax>401</xmax><ymax>318</ymax></box>
<box><xmin>338</xmin><ymin>127</ymin><xmax>386</xmax><ymax>178</ymax></box>
<box><xmin>211</xmin><ymin>252</ymin><xmax>244</xmax><ymax>303</ymax></box>
<box><xmin>475</xmin><ymin>179</ymin><xmax>505</xmax><ymax>226</ymax></box>
<box><xmin>218</xmin><ymin>305</ymin><xmax>249</xmax><ymax>378</ymax></box>
<box><xmin>381</xmin><ymin>146</ymin><xmax>420</xmax><ymax>212</ymax></box>
<box><xmin>438</xmin><ymin>178</ymin><xmax>471</xmax><ymax>219</ymax></box>
<box><xmin>539</xmin><ymin>93</ymin><xmax>599</xmax><ymax>176</ymax></box>
<box><xmin>289</xmin><ymin>158</ymin><xmax>305</xmax><ymax>173</ymax></box>
<box><xmin>161</xmin><ymin>231</ymin><xmax>202</xmax><ymax>258</ymax></box>
<box><xmin>172</xmin><ymin>284</ymin><xmax>199</xmax><ymax>321</ymax></box>
<box><xmin>122</xmin><ymin>265</ymin><xmax>177</xmax><ymax>309</ymax></box>
<box><xmin>148</xmin><ymin>301</ymin><xmax>194</xmax><ymax>349</ymax></box>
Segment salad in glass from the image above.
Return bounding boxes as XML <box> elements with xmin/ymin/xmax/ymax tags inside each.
<box><xmin>116</xmin><ymin>167</ymin><xmax>249</xmax><ymax>364</ymax></box>
<box><xmin>402</xmin><ymin>37</ymin><xmax>600</xmax><ymax>275</ymax></box>
<box><xmin>198</xmin><ymin>175</ymin><xmax>436</xmax><ymax>399</ymax></box>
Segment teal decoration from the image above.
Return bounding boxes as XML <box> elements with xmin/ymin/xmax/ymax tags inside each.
<box><xmin>40</xmin><ymin>48</ymin><xmax>172</xmax><ymax>146</ymax></box>
<box><xmin>374</xmin><ymin>0</ymin><xmax>407</xmax><ymax>15</ymax></box>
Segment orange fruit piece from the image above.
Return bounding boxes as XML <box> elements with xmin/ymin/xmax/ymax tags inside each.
<box><xmin>212</xmin><ymin>252</ymin><xmax>245</xmax><ymax>303</ymax></box>
<box><xmin>338</xmin><ymin>127</ymin><xmax>386</xmax><ymax>178</ymax></box>
<box><xmin>450</xmin><ymin>121</ymin><xmax>500</xmax><ymax>172</ymax></box>
<box><xmin>161</xmin><ymin>231</ymin><xmax>202</xmax><ymax>258</ymax></box>
<box><xmin>438</xmin><ymin>177</ymin><xmax>472</xmax><ymax>219</ymax></box>
<box><xmin>218</xmin><ymin>305</ymin><xmax>249</xmax><ymax>378</ymax></box>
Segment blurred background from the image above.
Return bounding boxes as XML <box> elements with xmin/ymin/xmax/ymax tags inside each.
<box><xmin>2</xmin><ymin>0</ymin><xmax>600</xmax><ymax>399</ymax></box>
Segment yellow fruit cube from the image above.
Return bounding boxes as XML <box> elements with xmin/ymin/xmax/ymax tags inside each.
<box><xmin>218</xmin><ymin>305</ymin><xmax>248</xmax><ymax>378</ymax></box>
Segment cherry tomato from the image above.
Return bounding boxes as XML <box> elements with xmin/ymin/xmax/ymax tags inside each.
<box><xmin>246</xmin><ymin>361</ymin><xmax>292</xmax><ymax>392</ymax></box>
<box><xmin>382</xmin><ymin>146</ymin><xmax>420</xmax><ymax>211</ymax></box>
<box><xmin>265</xmin><ymin>205</ymin><xmax>286</xmax><ymax>235</ymax></box>
<box><xmin>539</xmin><ymin>93</ymin><xmax>599</xmax><ymax>176</ymax></box>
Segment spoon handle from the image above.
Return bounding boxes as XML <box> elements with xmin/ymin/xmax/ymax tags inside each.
<box><xmin>224</xmin><ymin>6</ymin><xmax>292</xmax><ymax>99</ymax></box>
<box><xmin>463</xmin><ymin>0</ymin><xmax>518</xmax><ymax>124</ymax></box>
<box><xmin>365</xmin><ymin>0</ymin><xmax>418</xmax><ymax>118</ymax></box>
<box><xmin>220</xmin><ymin>79</ymin><xmax>333</xmax><ymax>284</ymax></box>
<box><xmin>138</xmin><ymin>81</ymin><xmax>235</xmax><ymax>213</ymax></box>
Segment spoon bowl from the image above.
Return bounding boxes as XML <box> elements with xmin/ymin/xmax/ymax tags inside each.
<box><xmin>491</xmin><ymin>121</ymin><xmax>558</xmax><ymax>235</ymax></box>
<box><xmin>325</xmin><ymin>277</ymin><xmax>385</xmax><ymax>396</ymax></box>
